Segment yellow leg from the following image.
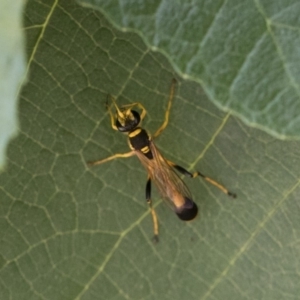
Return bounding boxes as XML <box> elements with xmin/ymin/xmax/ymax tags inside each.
<box><xmin>150</xmin><ymin>206</ymin><xmax>159</xmax><ymax>243</ymax></box>
<box><xmin>87</xmin><ymin>151</ymin><xmax>135</xmax><ymax>167</ymax></box>
<box><xmin>153</xmin><ymin>78</ymin><xmax>177</xmax><ymax>138</ymax></box>
<box><xmin>145</xmin><ymin>176</ymin><xmax>159</xmax><ymax>242</ymax></box>
<box><xmin>106</xmin><ymin>95</ymin><xmax>119</xmax><ymax>131</ymax></box>
<box><xmin>192</xmin><ymin>171</ymin><xmax>236</xmax><ymax>198</ymax></box>
<box><xmin>166</xmin><ymin>160</ymin><xmax>236</xmax><ymax>198</ymax></box>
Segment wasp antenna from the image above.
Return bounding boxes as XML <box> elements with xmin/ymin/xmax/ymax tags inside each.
<box><xmin>108</xmin><ymin>95</ymin><xmax>124</xmax><ymax>119</ymax></box>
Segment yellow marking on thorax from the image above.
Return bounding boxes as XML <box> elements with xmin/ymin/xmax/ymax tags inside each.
<box><xmin>128</xmin><ymin>128</ymin><xmax>142</xmax><ymax>138</ymax></box>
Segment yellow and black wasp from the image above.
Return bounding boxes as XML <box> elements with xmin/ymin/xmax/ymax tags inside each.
<box><xmin>88</xmin><ymin>79</ymin><xmax>236</xmax><ymax>242</ymax></box>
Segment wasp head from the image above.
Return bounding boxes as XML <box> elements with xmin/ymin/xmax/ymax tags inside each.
<box><xmin>115</xmin><ymin>108</ymin><xmax>141</xmax><ymax>132</ymax></box>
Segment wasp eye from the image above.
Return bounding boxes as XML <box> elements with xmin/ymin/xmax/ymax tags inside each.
<box><xmin>116</xmin><ymin>110</ymin><xmax>140</xmax><ymax>132</ymax></box>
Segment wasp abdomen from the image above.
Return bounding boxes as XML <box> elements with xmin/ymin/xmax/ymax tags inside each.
<box><xmin>129</xmin><ymin>128</ymin><xmax>153</xmax><ymax>159</ymax></box>
<box><xmin>175</xmin><ymin>197</ymin><xmax>198</xmax><ymax>221</ymax></box>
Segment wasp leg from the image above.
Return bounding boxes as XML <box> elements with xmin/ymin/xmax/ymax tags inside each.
<box><xmin>106</xmin><ymin>95</ymin><xmax>119</xmax><ymax>131</ymax></box>
<box><xmin>167</xmin><ymin>160</ymin><xmax>236</xmax><ymax>198</ymax></box>
<box><xmin>146</xmin><ymin>176</ymin><xmax>159</xmax><ymax>243</ymax></box>
<box><xmin>88</xmin><ymin>151</ymin><xmax>135</xmax><ymax>167</ymax></box>
<box><xmin>153</xmin><ymin>78</ymin><xmax>177</xmax><ymax>138</ymax></box>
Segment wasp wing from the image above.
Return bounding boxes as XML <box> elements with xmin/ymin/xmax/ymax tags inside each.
<box><xmin>135</xmin><ymin>141</ymin><xmax>194</xmax><ymax>213</ymax></box>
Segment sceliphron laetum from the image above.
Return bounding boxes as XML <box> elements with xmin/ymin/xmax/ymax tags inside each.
<box><xmin>88</xmin><ymin>79</ymin><xmax>236</xmax><ymax>242</ymax></box>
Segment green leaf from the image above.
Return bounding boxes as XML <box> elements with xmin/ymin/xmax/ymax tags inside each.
<box><xmin>0</xmin><ymin>0</ymin><xmax>26</xmax><ymax>168</ymax></box>
<box><xmin>79</xmin><ymin>0</ymin><xmax>300</xmax><ymax>139</ymax></box>
<box><xmin>1</xmin><ymin>1</ymin><xmax>300</xmax><ymax>300</ymax></box>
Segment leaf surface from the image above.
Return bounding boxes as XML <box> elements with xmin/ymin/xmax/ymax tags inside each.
<box><xmin>79</xmin><ymin>0</ymin><xmax>300</xmax><ymax>138</ymax></box>
<box><xmin>1</xmin><ymin>1</ymin><xmax>300</xmax><ymax>300</ymax></box>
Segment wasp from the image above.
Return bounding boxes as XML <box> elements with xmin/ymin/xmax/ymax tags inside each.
<box><xmin>88</xmin><ymin>79</ymin><xmax>236</xmax><ymax>242</ymax></box>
